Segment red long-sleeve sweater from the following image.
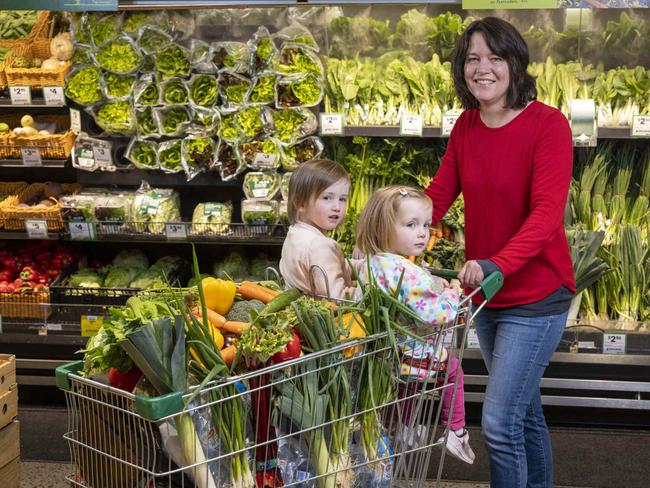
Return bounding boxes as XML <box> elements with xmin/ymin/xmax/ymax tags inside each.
<box><xmin>425</xmin><ymin>101</ymin><xmax>576</xmax><ymax>308</ymax></box>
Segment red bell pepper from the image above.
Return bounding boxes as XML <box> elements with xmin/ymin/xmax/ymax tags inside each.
<box><xmin>0</xmin><ymin>270</ymin><xmax>13</xmax><ymax>282</ymax></box>
<box><xmin>20</xmin><ymin>266</ymin><xmax>38</xmax><ymax>282</ymax></box>
<box><xmin>108</xmin><ymin>366</ymin><xmax>142</xmax><ymax>393</ymax></box>
<box><xmin>271</xmin><ymin>332</ymin><xmax>301</xmax><ymax>364</ymax></box>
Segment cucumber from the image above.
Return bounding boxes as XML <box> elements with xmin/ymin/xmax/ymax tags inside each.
<box><xmin>260</xmin><ymin>288</ymin><xmax>301</xmax><ymax>315</ymax></box>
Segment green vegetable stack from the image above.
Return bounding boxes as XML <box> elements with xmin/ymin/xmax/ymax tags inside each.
<box><xmin>66</xmin><ymin>67</ymin><xmax>103</xmax><ymax>106</ymax></box>
<box><xmin>95</xmin><ymin>39</ymin><xmax>142</xmax><ymax>74</ymax></box>
<box><xmin>155</xmin><ymin>43</ymin><xmax>191</xmax><ymax>79</ymax></box>
<box><xmin>96</xmin><ymin>101</ymin><xmax>135</xmax><ymax>135</ymax></box>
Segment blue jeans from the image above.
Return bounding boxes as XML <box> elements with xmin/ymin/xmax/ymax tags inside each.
<box><xmin>472</xmin><ymin>308</ymin><xmax>567</xmax><ymax>488</ymax></box>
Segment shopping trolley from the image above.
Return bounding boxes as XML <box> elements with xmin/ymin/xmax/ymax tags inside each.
<box><xmin>56</xmin><ymin>269</ymin><xmax>502</xmax><ymax>488</ymax></box>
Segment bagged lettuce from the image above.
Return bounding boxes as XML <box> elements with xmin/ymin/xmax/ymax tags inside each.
<box><xmin>243</xmin><ymin>172</ymin><xmax>280</xmax><ymax>200</ymax></box>
<box><xmin>100</xmin><ymin>72</ymin><xmax>136</xmax><ymax>101</ymax></box>
<box><xmin>249</xmin><ymin>26</ymin><xmax>278</xmax><ymax>73</ymax></box>
<box><xmin>161</xmin><ymin>78</ymin><xmax>189</xmax><ymax>106</ymax></box>
<box><xmin>238</xmin><ymin>137</ymin><xmax>281</xmax><ymax>171</ymax></box>
<box><xmin>189</xmin><ymin>107</ymin><xmax>221</xmax><ymax>135</ymax></box>
<box><xmin>216</xmin><ymin>140</ymin><xmax>244</xmax><ymax>182</ymax></box>
<box><xmin>125</xmin><ymin>138</ymin><xmax>159</xmax><ymax>170</ymax></box>
<box><xmin>94</xmin><ymin>36</ymin><xmax>143</xmax><ymax>75</ymax></box>
<box><xmin>135</xmin><ymin>107</ymin><xmax>159</xmax><ymax>138</ymax></box>
<box><xmin>273</xmin><ymin>107</ymin><xmax>317</xmax><ymax>143</ymax></box>
<box><xmin>158</xmin><ymin>139</ymin><xmax>184</xmax><ymax>174</ymax></box>
<box><xmin>191</xmin><ymin>201</ymin><xmax>233</xmax><ymax>236</ymax></box>
<box><xmin>281</xmin><ymin>136</ymin><xmax>324</xmax><ymax>171</ymax></box>
<box><xmin>218</xmin><ymin>71</ymin><xmax>252</xmax><ymax>111</ymax></box>
<box><xmin>248</xmin><ymin>72</ymin><xmax>278</xmax><ymax>105</ymax></box>
<box><xmin>133</xmin><ymin>75</ymin><xmax>160</xmax><ymax>106</ymax></box>
<box><xmin>276</xmin><ymin>72</ymin><xmax>324</xmax><ymax>108</ymax></box>
<box><xmin>131</xmin><ymin>181</ymin><xmax>181</xmax><ymax>234</ymax></box>
<box><xmin>91</xmin><ymin>100</ymin><xmax>136</xmax><ymax>136</ymax></box>
<box><xmin>154</xmin><ymin>106</ymin><xmax>191</xmax><ymax>136</ymax></box>
<box><xmin>188</xmin><ymin>73</ymin><xmax>219</xmax><ymax>108</ymax></box>
<box><xmin>211</xmin><ymin>41</ymin><xmax>249</xmax><ymax>73</ymax></box>
<box><xmin>182</xmin><ymin>136</ymin><xmax>217</xmax><ymax>180</ymax></box>
<box><xmin>274</xmin><ymin>24</ymin><xmax>319</xmax><ymax>52</ymax></box>
<box><xmin>235</xmin><ymin>105</ymin><xmax>274</xmax><ymax>139</ymax></box>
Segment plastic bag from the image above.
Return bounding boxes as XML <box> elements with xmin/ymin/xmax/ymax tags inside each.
<box><xmin>72</xmin><ymin>133</ymin><xmax>116</xmax><ymax>172</ymax></box>
<box><xmin>275</xmin><ymin>73</ymin><xmax>324</xmax><ymax>108</ymax></box>
<box><xmin>125</xmin><ymin>138</ymin><xmax>159</xmax><ymax>170</ymax></box>
<box><xmin>281</xmin><ymin>172</ymin><xmax>291</xmax><ymax>200</ymax></box>
<box><xmin>219</xmin><ymin>71</ymin><xmax>252</xmax><ymax>111</ymax></box>
<box><xmin>154</xmin><ymin>43</ymin><xmax>192</xmax><ymax>80</ymax></box>
<box><xmin>100</xmin><ymin>72</ymin><xmax>136</xmax><ymax>101</ymax></box>
<box><xmin>65</xmin><ymin>65</ymin><xmax>103</xmax><ymax>106</ymax></box>
<box><xmin>218</xmin><ymin>112</ymin><xmax>243</xmax><ymax>142</ymax></box>
<box><xmin>161</xmin><ymin>78</ymin><xmax>190</xmax><ymax>106</ymax></box>
<box><xmin>235</xmin><ymin>105</ymin><xmax>274</xmax><ymax>140</ymax></box>
<box><xmin>281</xmin><ymin>136</ymin><xmax>324</xmax><ymax>171</ymax></box>
<box><xmin>241</xmin><ymin>199</ymin><xmax>279</xmax><ymax>226</ymax></box>
<box><xmin>154</xmin><ymin>106</ymin><xmax>191</xmax><ymax>137</ymax></box>
<box><xmin>273</xmin><ymin>107</ymin><xmax>317</xmax><ymax>143</ymax></box>
<box><xmin>188</xmin><ymin>74</ymin><xmax>219</xmax><ymax>108</ymax></box>
<box><xmin>60</xmin><ymin>194</ymin><xmax>96</xmax><ymax>223</ymax></box>
<box><xmin>137</xmin><ymin>25</ymin><xmax>173</xmax><ymax>55</ymax></box>
<box><xmin>190</xmin><ymin>39</ymin><xmax>215</xmax><ymax>73</ymax></box>
<box><xmin>135</xmin><ymin>107</ymin><xmax>159</xmax><ymax>139</ymax></box>
<box><xmin>191</xmin><ymin>202</ymin><xmax>233</xmax><ymax>236</ymax></box>
<box><xmin>216</xmin><ymin>140</ymin><xmax>245</xmax><ymax>182</ymax></box>
<box><xmin>243</xmin><ymin>172</ymin><xmax>280</xmax><ymax>200</ymax></box>
<box><xmin>248</xmin><ymin>71</ymin><xmax>278</xmax><ymax>106</ymax></box>
<box><xmin>90</xmin><ymin>100</ymin><xmax>136</xmax><ymax>136</ymax></box>
<box><xmin>87</xmin><ymin>12</ymin><xmax>123</xmax><ymax>48</ymax></box>
<box><xmin>158</xmin><ymin>139</ymin><xmax>184</xmax><ymax>174</ymax></box>
<box><xmin>210</xmin><ymin>41</ymin><xmax>249</xmax><ymax>73</ymax></box>
<box><xmin>238</xmin><ymin>137</ymin><xmax>282</xmax><ymax>171</ymax></box>
<box><xmin>95</xmin><ymin>193</ymin><xmax>132</xmax><ymax>233</ymax></box>
<box><xmin>131</xmin><ymin>181</ymin><xmax>181</xmax><ymax>234</ymax></box>
<box><xmin>278</xmin><ymin>44</ymin><xmax>323</xmax><ymax>76</ymax></box>
<box><xmin>181</xmin><ymin>136</ymin><xmax>217</xmax><ymax>181</ymax></box>
<box><xmin>133</xmin><ymin>75</ymin><xmax>160</xmax><ymax>106</ymax></box>
<box><xmin>274</xmin><ymin>23</ymin><xmax>319</xmax><ymax>52</ymax></box>
<box><xmin>189</xmin><ymin>107</ymin><xmax>221</xmax><ymax>135</ymax></box>
<box><xmin>279</xmin><ymin>200</ymin><xmax>289</xmax><ymax>225</ymax></box>
<box><xmin>93</xmin><ymin>35</ymin><xmax>143</xmax><ymax>75</ymax></box>
<box><xmin>249</xmin><ymin>26</ymin><xmax>278</xmax><ymax>73</ymax></box>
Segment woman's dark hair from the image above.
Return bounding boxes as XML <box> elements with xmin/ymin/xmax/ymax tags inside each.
<box><xmin>452</xmin><ymin>17</ymin><xmax>536</xmax><ymax>109</ymax></box>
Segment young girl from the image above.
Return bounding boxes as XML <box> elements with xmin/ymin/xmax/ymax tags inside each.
<box><xmin>280</xmin><ymin>159</ymin><xmax>356</xmax><ymax>298</ymax></box>
<box><xmin>356</xmin><ymin>185</ymin><xmax>475</xmax><ymax>464</ymax></box>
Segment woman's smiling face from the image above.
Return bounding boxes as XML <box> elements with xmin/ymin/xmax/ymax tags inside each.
<box><xmin>464</xmin><ymin>32</ymin><xmax>510</xmax><ymax>109</ymax></box>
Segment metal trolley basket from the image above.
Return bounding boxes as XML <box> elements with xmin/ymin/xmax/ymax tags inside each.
<box><xmin>56</xmin><ymin>270</ymin><xmax>502</xmax><ymax>488</ymax></box>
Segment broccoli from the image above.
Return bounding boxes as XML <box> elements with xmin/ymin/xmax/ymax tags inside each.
<box><xmin>226</xmin><ymin>299</ymin><xmax>265</xmax><ymax>322</ymax></box>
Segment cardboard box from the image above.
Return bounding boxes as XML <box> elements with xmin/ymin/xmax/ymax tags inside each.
<box><xmin>0</xmin><ymin>455</ymin><xmax>19</xmax><ymax>488</ymax></box>
<box><xmin>0</xmin><ymin>386</ymin><xmax>17</xmax><ymax>431</ymax></box>
<box><xmin>0</xmin><ymin>420</ymin><xmax>20</xmax><ymax>470</ymax></box>
<box><xmin>0</xmin><ymin>354</ymin><xmax>16</xmax><ymax>394</ymax></box>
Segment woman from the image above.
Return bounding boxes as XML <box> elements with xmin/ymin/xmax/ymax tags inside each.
<box><xmin>425</xmin><ymin>17</ymin><xmax>575</xmax><ymax>488</ymax></box>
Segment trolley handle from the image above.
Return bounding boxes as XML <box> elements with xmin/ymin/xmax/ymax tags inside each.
<box><xmin>429</xmin><ymin>268</ymin><xmax>503</xmax><ymax>302</ymax></box>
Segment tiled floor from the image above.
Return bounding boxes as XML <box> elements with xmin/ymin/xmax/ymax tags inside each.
<box><xmin>19</xmin><ymin>461</ymin><xmax>490</xmax><ymax>488</ymax></box>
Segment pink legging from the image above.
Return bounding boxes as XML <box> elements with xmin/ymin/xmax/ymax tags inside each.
<box><xmin>397</xmin><ymin>354</ymin><xmax>466</xmax><ymax>432</ymax></box>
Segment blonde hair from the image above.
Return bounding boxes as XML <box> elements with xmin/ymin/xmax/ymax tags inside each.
<box><xmin>288</xmin><ymin>159</ymin><xmax>350</xmax><ymax>224</ymax></box>
<box><xmin>356</xmin><ymin>185</ymin><xmax>432</xmax><ymax>255</ymax></box>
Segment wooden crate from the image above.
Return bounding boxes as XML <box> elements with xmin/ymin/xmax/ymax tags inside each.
<box><xmin>0</xmin><ymin>355</ymin><xmax>16</xmax><ymax>394</ymax></box>
<box><xmin>0</xmin><ymin>420</ymin><xmax>20</xmax><ymax>471</ymax></box>
<box><xmin>0</xmin><ymin>386</ymin><xmax>18</xmax><ymax>431</ymax></box>
<box><xmin>0</xmin><ymin>456</ymin><xmax>19</xmax><ymax>488</ymax></box>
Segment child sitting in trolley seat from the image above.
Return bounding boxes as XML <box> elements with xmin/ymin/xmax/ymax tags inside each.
<box><xmin>280</xmin><ymin>158</ymin><xmax>359</xmax><ymax>298</ymax></box>
<box><xmin>355</xmin><ymin>185</ymin><xmax>475</xmax><ymax>464</ymax></box>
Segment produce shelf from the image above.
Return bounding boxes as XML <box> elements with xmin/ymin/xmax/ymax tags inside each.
<box><xmin>0</xmin><ymin>158</ymin><xmax>67</xmax><ymax>168</ymax></box>
<box><xmin>75</xmin><ymin>169</ymin><xmax>245</xmax><ymax>188</ymax></box>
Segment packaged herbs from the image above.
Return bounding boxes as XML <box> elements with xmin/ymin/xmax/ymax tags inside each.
<box><xmin>235</xmin><ymin>105</ymin><xmax>273</xmax><ymax>139</ymax></box>
<box><xmin>154</xmin><ymin>106</ymin><xmax>191</xmax><ymax>136</ymax></box>
<box><xmin>249</xmin><ymin>72</ymin><xmax>277</xmax><ymax>105</ymax></box>
<box><xmin>161</xmin><ymin>78</ymin><xmax>189</xmax><ymax>105</ymax></box>
<box><xmin>65</xmin><ymin>66</ymin><xmax>102</xmax><ymax>106</ymax></box>
<box><xmin>211</xmin><ymin>41</ymin><xmax>249</xmax><ymax>73</ymax></box>
<box><xmin>238</xmin><ymin>137</ymin><xmax>281</xmax><ymax>171</ymax></box>
<box><xmin>126</xmin><ymin>138</ymin><xmax>159</xmax><ymax>170</ymax></box>
<box><xmin>94</xmin><ymin>37</ymin><xmax>142</xmax><ymax>75</ymax></box>
<box><xmin>158</xmin><ymin>139</ymin><xmax>183</xmax><ymax>173</ymax></box>
<box><xmin>273</xmin><ymin>107</ymin><xmax>317</xmax><ymax>143</ymax></box>
<box><xmin>216</xmin><ymin>140</ymin><xmax>244</xmax><ymax>181</ymax></box>
<box><xmin>189</xmin><ymin>74</ymin><xmax>218</xmax><ymax>107</ymax></box>
<box><xmin>219</xmin><ymin>71</ymin><xmax>252</xmax><ymax>110</ymax></box>
<box><xmin>182</xmin><ymin>136</ymin><xmax>217</xmax><ymax>180</ymax></box>
<box><xmin>136</xmin><ymin>107</ymin><xmax>158</xmax><ymax>138</ymax></box>
<box><xmin>155</xmin><ymin>43</ymin><xmax>191</xmax><ymax>80</ymax></box>
<box><xmin>101</xmin><ymin>72</ymin><xmax>136</xmax><ymax>100</ymax></box>
<box><xmin>243</xmin><ymin>172</ymin><xmax>280</xmax><ymax>200</ymax></box>
<box><xmin>93</xmin><ymin>101</ymin><xmax>136</xmax><ymax>135</ymax></box>
<box><xmin>282</xmin><ymin>136</ymin><xmax>323</xmax><ymax>171</ymax></box>
<box><xmin>191</xmin><ymin>201</ymin><xmax>233</xmax><ymax>236</ymax></box>
<box><xmin>241</xmin><ymin>199</ymin><xmax>279</xmax><ymax>227</ymax></box>
<box><xmin>276</xmin><ymin>73</ymin><xmax>323</xmax><ymax>108</ymax></box>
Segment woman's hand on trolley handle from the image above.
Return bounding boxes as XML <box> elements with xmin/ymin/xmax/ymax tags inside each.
<box><xmin>457</xmin><ymin>260</ymin><xmax>484</xmax><ymax>289</ymax></box>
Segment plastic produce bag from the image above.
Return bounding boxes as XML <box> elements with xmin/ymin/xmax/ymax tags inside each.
<box><xmin>235</xmin><ymin>105</ymin><xmax>274</xmax><ymax>139</ymax></box>
<box><xmin>190</xmin><ymin>39</ymin><xmax>213</xmax><ymax>72</ymax></box>
<box><xmin>133</xmin><ymin>75</ymin><xmax>161</xmax><ymax>106</ymax></box>
<box><xmin>191</xmin><ymin>202</ymin><xmax>233</xmax><ymax>236</ymax></box>
<box><xmin>248</xmin><ymin>71</ymin><xmax>278</xmax><ymax>105</ymax></box>
<box><xmin>65</xmin><ymin>65</ymin><xmax>103</xmax><ymax>106</ymax></box>
<box><xmin>238</xmin><ymin>137</ymin><xmax>281</xmax><ymax>171</ymax></box>
<box><xmin>100</xmin><ymin>72</ymin><xmax>135</xmax><ymax>101</ymax></box>
<box><xmin>122</xmin><ymin>11</ymin><xmax>166</xmax><ymax>37</ymax></box>
<box><xmin>60</xmin><ymin>194</ymin><xmax>96</xmax><ymax>223</ymax></box>
<box><xmin>216</xmin><ymin>140</ymin><xmax>245</xmax><ymax>182</ymax></box>
<box><xmin>72</xmin><ymin>134</ymin><xmax>116</xmax><ymax>172</ymax></box>
<box><xmin>241</xmin><ymin>199</ymin><xmax>279</xmax><ymax>233</ymax></box>
<box><xmin>125</xmin><ymin>138</ymin><xmax>159</xmax><ymax>170</ymax></box>
<box><xmin>211</xmin><ymin>41</ymin><xmax>249</xmax><ymax>73</ymax></box>
<box><xmin>87</xmin><ymin>12</ymin><xmax>123</xmax><ymax>47</ymax></box>
<box><xmin>135</xmin><ymin>107</ymin><xmax>159</xmax><ymax>139</ymax></box>
<box><xmin>154</xmin><ymin>43</ymin><xmax>191</xmax><ymax>80</ymax></box>
<box><xmin>182</xmin><ymin>136</ymin><xmax>217</xmax><ymax>181</ymax></box>
<box><xmin>249</xmin><ymin>26</ymin><xmax>278</xmax><ymax>73</ymax></box>
<box><xmin>243</xmin><ymin>172</ymin><xmax>280</xmax><ymax>200</ymax></box>
<box><xmin>188</xmin><ymin>74</ymin><xmax>219</xmax><ymax>108</ymax></box>
<box><xmin>274</xmin><ymin>24</ymin><xmax>319</xmax><ymax>52</ymax></box>
<box><xmin>281</xmin><ymin>172</ymin><xmax>291</xmax><ymax>200</ymax></box>
<box><xmin>158</xmin><ymin>139</ymin><xmax>184</xmax><ymax>174</ymax></box>
<box><xmin>189</xmin><ymin>107</ymin><xmax>221</xmax><ymax>135</ymax></box>
<box><xmin>281</xmin><ymin>136</ymin><xmax>324</xmax><ymax>171</ymax></box>
<box><xmin>137</xmin><ymin>25</ymin><xmax>173</xmax><ymax>55</ymax></box>
<box><xmin>90</xmin><ymin>100</ymin><xmax>136</xmax><ymax>136</ymax></box>
<box><xmin>161</xmin><ymin>78</ymin><xmax>190</xmax><ymax>106</ymax></box>
<box><xmin>96</xmin><ymin>193</ymin><xmax>133</xmax><ymax>233</ymax></box>
<box><xmin>218</xmin><ymin>71</ymin><xmax>252</xmax><ymax>111</ymax></box>
<box><xmin>276</xmin><ymin>73</ymin><xmax>324</xmax><ymax>108</ymax></box>
<box><xmin>279</xmin><ymin>200</ymin><xmax>289</xmax><ymax>225</ymax></box>
<box><xmin>131</xmin><ymin>181</ymin><xmax>181</xmax><ymax>234</ymax></box>
<box><xmin>93</xmin><ymin>35</ymin><xmax>143</xmax><ymax>75</ymax></box>
<box><xmin>273</xmin><ymin>107</ymin><xmax>317</xmax><ymax>143</ymax></box>
<box><xmin>154</xmin><ymin>106</ymin><xmax>191</xmax><ymax>137</ymax></box>
<box><xmin>278</xmin><ymin>44</ymin><xmax>323</xmax><ymax>76</ymax></box>
<box><xmin>218</xmin><ymin>112</ymin><xmax>242</xmax><ymax>142</ymax></box>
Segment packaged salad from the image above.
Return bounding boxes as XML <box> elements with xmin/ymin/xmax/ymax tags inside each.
<box><xmin>182</xmin><ymin>136</ymin><xmax>217</xmax><ymax>181</ymax></box>
<box><xmin>281</xmin><ymin>136</ymin><xmax>324</xmax><ymax>171</ymax></box>
<box><xmin>154</xmin><ymin>106</ymin><xmax>191</xmax><ymax>137</ymax></box>
<box><xmin>218</xmin><ymin>71</ymin><xmax>252</xmax><ymax>111</ymax></box>
<box><xmin>273</xmin><ymin>107</ymin><xmax>317</xmax><ymax>143</ymax></box>
<box><xmin>275</xmin><ymin>73</ymin><xmax>324</xmax><ymax>109</ymax></box>
<box><xmin>216</xmin><ymin>140</ymin><xmax>244</xmax><ymax>182</ymax></box>
<box><xmin>243</xmin><ymin>172</ymin><xmax>280</xmax><ymax>200</ymax></box>
<box><xmin>191</xmin><ymin>202</ymin><xmax>233</xmax><ymax>236</ymax></box>
<box><xmin>93</xmin><ymin>36</ymin><xmax>143</xmax><ymax>75</ymax></box>
<box><xmin>131</xmin><ymin>182</ymin><xmax>181</xmax><ymax>235</ymax></box>
<box><xmin>235</xmin><ymin>105</ymin><xmax>274</xmax><ymax>139</ymax></box>
<box><xmin>238</xmin><ymin>137</ymin><xmax>281</xmax><ymax>171</ymax></box>
<box><xmin>125</xmin><ymin>138</ymin><xmax>159</xmax><ymax>170</ymax></box>
<box><xmin>158</xmin><ymin>139</ymin><xmax>184</xmax><ymax>174</ymax></box>
<box><xmin>211</xmin><ymin>41</ymin><xmax>249</xmax><ymax>73</ymax></box>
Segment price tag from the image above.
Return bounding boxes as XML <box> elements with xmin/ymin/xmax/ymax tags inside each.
<box><xmin>70</xmin><ymin>108</ymin><xmax>82</xmax><ymax>133</ymax></box>
<box><xmin>466</xmin><ymin>328</ymin><xmax>480</xmax><ymax>349</ymax></box>
<box><xmin>92</xmin><ymin>144</ymin><xmax>112</xmax><ymax>167</ymax></box>
<box><xmin>25</xmin><ymin>219</ymin><xmax>48</xmax><ymax>239</ymax></box>
<box><xmin>319</xmin><ymin>113</ymin><xmax>344</xmax><ymax>136</ymax></box>
<box><xmin>578</xmin><ymin>341</ymin><xmax>596</xmax><ymax>350</ymax></box>
<box><xmin>21</xmin><ymin>147</ymin><xmax>42</xmax><ymax>166</ymax></box>
<box><xmin>9</xmin><ymin>86</ymin><xmax>31</xmax><ymax>105</ymax></box>
<box><xmin>400</xmin><ymin>113</ymin><xmax>423</xmax><ymax>137</ymax></box>
<box><xmin>81</xmin><ymin>315</ymin><xmax>103</xmax><ymax>337</ymax></box>
<box><xmin>441</xmin><ymin>113</ymin><xmax>460</xmax><ymax>137</ymax></box>
<box><xmin>631</xmin><ymin>115</ymin><xmax>650</xmax><ymax>137</ymax></box>
<box><xmin>43</xmin><ymin>86</ymin><xmax>66</xmax><ymax>106</ymax></box>
<box><xmin>166</xmin><ymin>223</ymin><xmax>187</xmax><ymax>240</ymax></box>
<box><xmin>47</xmin><ymin>323</ymin><xmax>62</xmax><ymax>331</ymax></box>
<box><xmin>603</xmin><ymin>333</ymin><xmax>626</xmax><ymax>355</ymax></box>
<box><xmin>69</xmin><ymin>222</ymin><xmax>95</xmax><ymax>240</ymax></box>
<box><xmin>253</xmin><ymin>152</ymin><xmax>277</xmax><ymax>169</ymax></box>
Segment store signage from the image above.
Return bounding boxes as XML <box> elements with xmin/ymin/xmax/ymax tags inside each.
<box><xmin>253</xmin><ymin>153</ymin><xmax>276</xmax><ymax>169</ymax></box>
<box><xmin>631</xmin><ymin>115</ymin><xmax>650</xmax><ymax>137</ymax></box>
<box><xmin>69</xmin><ymin>222</ymin><xmax>95</xmax><ymax>240</ymax></box>
<box><xmin>25</xmin><ymin>220</ymin><xmax>48</xmax><ymax>239</ymax></box>
<box><xmin>166</xmin><ymin>223</ymin><xmax>187</xmax><ymax>240</ymax></box>
<box><xmin>9</xmin><ymin>86</ymin><xmax>31</xmax><ymax>105</ymax></box>
<box><xmin>92</xmin><ymin>144</ymin><xmax>112</xmax><ymax>167</ymax></box>
<box><xmin>21</xmin><ymin>147</ymin><xmax>42</xmax><ymax>166</ymax></box>
<box><xmin>81</xmin><ymin>315</ymin><xmax>104</xmax><ymax>337</ymax></box>
<box><xmin>70</xmin><ymin>108</ymin><xmax>82</xmax><ymax>133</ymax></box>
<box><xmin>320</xmin><ymin>113</ymin><xmax>344</xmax><ymax>135</ymax></box>
<box><xmin>602</xmin><ymin>333</ymin><xmax>626</xmax><ymax>355</ymax></box>
<box><xmin>400</xmin><ymin>113</ymin><xmax>423</xmax><ymax>137</ymax></box>
<box><xmin>462</xmin><ymin>0</ymin><xmax>556</xmax><ymax>9</ymax></box>
<box><xmin>43</xmin><ymin>86</ymin><xmax>66</xmax><ymax>106</ymax></box>
<box><xmin>0</xmin><ymin>0</ymin><xmax>117</xmax><ymax>10</ymax></box>
<box><xmin>466</xmin><ymin>328</ymin><xmax>480</xmax><ymax>349</ymax></box>
<box><xmin>441</xmin><ymin>113</ymin><xmax>460</xmax><ymax>137</ymax></box>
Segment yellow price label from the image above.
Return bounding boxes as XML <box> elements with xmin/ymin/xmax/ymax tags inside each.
<box><xmin>81</xmin><ymin>315</ymin><xmax>103</xmax><ymax>337</ymax></box>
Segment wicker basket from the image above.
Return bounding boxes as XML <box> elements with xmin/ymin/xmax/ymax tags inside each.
<box><xmin>1</xmin><ymin>182</ymin><xmax>81</xmax><ymax>231</ymax></box>
<box><xmin>0</xmin><ymin>40</ymin><xmax>23</xmax><ymax>90</ymax></box>
<box><xmin>6</xmin><ymin>38</ymin><xmax>72</xmax><ymax>88</ymax></box>
<box><xmin>0</xmin><ymin>114</ymin><xmax>75</xmax><ymax>160</ymax></box>
<box><xmin>29</xmin><ymin>11</ymin><xmax>54</xmax><ymax>40</ymax></box>
<box><xmin>0</xmin><ymin>182</ymin><xmax>28</xmax><ymax>229</ymax></box>
<box><xmin>0</xmin><ymin>289</ymin><xmax>51</xmax><ymax>319</ymax></box>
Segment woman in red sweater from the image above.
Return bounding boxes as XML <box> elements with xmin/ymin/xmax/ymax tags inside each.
<box><xmin>425</xmin><ymin>17</ymin><xmax>575</xmax><ymax>488</ymax></box>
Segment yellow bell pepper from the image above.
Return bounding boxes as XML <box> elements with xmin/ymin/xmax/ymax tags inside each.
<box><xmin>340</xmin><ymin>312</ymin><xmax>366</xmax><ymax>358</ymax></box>
<box><xmin>209</xmin><ymin>324</ymin><xmax>225</xmax><ymax>350</ymax></box>
<box><xmin>201</xmin><ymin>277</ymin><xmax>236</xmax><ymax>315</ymax></box>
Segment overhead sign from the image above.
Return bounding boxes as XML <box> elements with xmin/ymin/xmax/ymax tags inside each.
<box><xmin>463</xmin><ymin>0</ymin><xmax>557</xmax><ymax>8</ymax></box>
<box><xmin>1</xmin><ymin>0</ymin><xmax>117</xmax><ymax>10</ymax></box>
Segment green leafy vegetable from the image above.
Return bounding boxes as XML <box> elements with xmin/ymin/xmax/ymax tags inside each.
<box><xmin>65</xmin><ymin>66</ymin><xmax>102</xmax><ymax>106</ymax></box>
<box><xmin>135</xmin><ymin>81</ymin><xmax>159</xmax><ymax>106</ymax></box>
<box><xmin>191</xmin><ymin>202</ymin><xmax>233</xmax><ymax>235</ymax></box>
<box><xmin>218</xmin><ymin>112</ymin><xmax>241</xmax><ymax>141</ymax></box>
<box><xmin>155</xmin><ymin>43</ymin><xmax>191</xmax><ymax>80</ymax></box>
<box><xmin>249</xmin><ymin>73</ymin><xmax>277</xmax><ymax>104</ymax></box>
<box><xmin>278</xmin><ymin>46</ymin><xmax>322</xmax><ymax>75</ymax></box>
<box><xmin>277</xmin><ymin>73</ymin><xmax>322</xmax><ymax>107</ymax></box>
<box><xmin>103</xmin><ymin>72</ymin><xmax>135</xmax><ymax>99</ymax></box>
<box><xmin>159</xmin><ymin>140</ymin><xmax>183</xmax><ymax>173</ymax></box>
<box><xmin>95</xmin><ymin>38</ymin><xmax>142</xmax><ymax>74</ymax></box>
<box><xmin>128</xmin><ymin>139</ymin><xmax>158</xmax><ymax>169</ymax></box>
<box><xmin>158</xmin><ymin>107</ymin><xmax>190</xmax><ymax>135</ymax></box>
<box><xmin>89</xmin><ymin>14</ymin><xmax>120</xmax><ymax>46</ymax></box>
<box><xmin>235</xmin><ymin>106</ymin><xmax>267</xmax><ymax>138</ymax></box>
<box><xmin>123</xmin><ymin>12</ymin><xmax>149</xmax><ymax>35</ymax></box>
<box><xmin>189</xmin><ymin>74</ymin><xmax>218</xmax><ymax>107</ymax></box>
<box><xmin>96</xmin><ymin>101</ymin><xmax>135</xmax><ymax>135</ymax></box>
<box><xmin>182</xmin><ymin>136</ymin><xmax>215</xmax><ymax>175</ymax></box>
<box><xmin>243</xmin><ymin>172</ymin><xmax>280</xmax><ymax>200</ymax></box>
<box><xmin>137</xmin><ymin>26</ymin><xmax>172</xmax><ymax>55</ymax></box>
<box><xmin>162</xmin><ymin>78</ymin><xmax>189</xmax><ymax>105</ymax></box>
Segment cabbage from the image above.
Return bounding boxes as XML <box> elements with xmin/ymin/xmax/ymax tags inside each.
<box><xmin>129</xmin><ymin>267</ymin><xmax>166</xmax><ymax>289</ymax></box>
<box><xmin>112</xmin><ymin>249</ymin><xmax>149</xmax><ymax>270</ymax></box>
<box><xmin>213</xmin><ymin>251</ymin><xmax>248</xmax><ymax>280</ymax></box>
<box><xmin>104</xmin><ymin>266</ymin><xmax>139</xmax><ymax>288</ymax></box>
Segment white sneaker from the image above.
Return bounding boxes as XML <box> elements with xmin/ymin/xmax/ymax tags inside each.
<box><xmin>401</xmin><ymin>424</ymin><xmax>428</xmax><ymax>448</ymax></box>
<box><xmin>437</xmin><ymin>429</ymin><xmax>475</xmax><ymax>464</ymax></box>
